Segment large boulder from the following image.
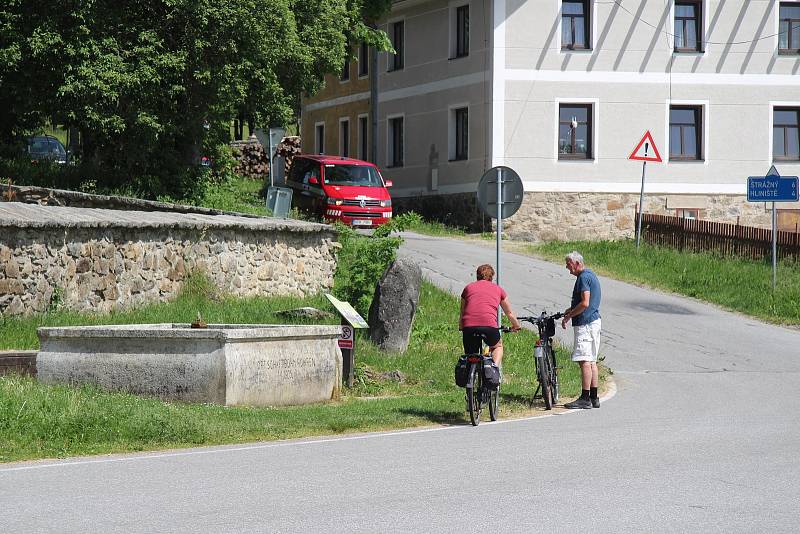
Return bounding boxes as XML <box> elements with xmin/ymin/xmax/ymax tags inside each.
<box><xmin>368</xmin><ymin>258</ymin><xmax>421</xmax><ymax>353</ymax></box>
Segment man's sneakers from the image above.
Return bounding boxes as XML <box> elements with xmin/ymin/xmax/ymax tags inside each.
<box><xmin>564</xmin><ymin>397</ymin><xmax>593</xmax><ymax>409</ymax></box>
<box><xmin>591</xmin><ymin>396</ymin><xmax>600</xmax><ymax>408</ymax></box>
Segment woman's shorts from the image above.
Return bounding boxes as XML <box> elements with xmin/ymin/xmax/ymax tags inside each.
<box><xmin>572</xmin><ymin>319</ymin><xmax>601</xmax><ymax>362</ymax></box>
<box><xmin>462</xmin><ymin>326</ymin><xmax>501</xmax><ymax>355</ymax></box>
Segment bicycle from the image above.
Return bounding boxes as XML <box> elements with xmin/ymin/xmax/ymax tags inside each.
<box><xmin>460</xmin><ymin>328</ymin><xmax>510</xmax><ymax>426</ymax></box>
<box><xmin>518</xmin><ymin>311</ymin><xmax>563</xmax><ymax>410</ymax></box>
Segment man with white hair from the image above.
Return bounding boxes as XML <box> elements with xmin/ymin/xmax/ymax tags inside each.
<box><xmin>561</xmin><ymin>251</ymin><xmax>602</xmax><ymax>409</ymax></box>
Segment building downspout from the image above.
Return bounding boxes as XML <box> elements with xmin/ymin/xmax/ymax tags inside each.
<box><xmin>370</xmin><ymin>39</ymin><xmax>379</xmax><ymax>165</ymax></box>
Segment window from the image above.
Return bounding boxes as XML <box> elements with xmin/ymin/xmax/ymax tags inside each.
<box><xmin>388</xmin><ymin>116</ymin><xmax>404</xmax><ymax>167</ymax></box>
<box><xmin>339</xmin><ymin>119</ymin><xmax>349</xmax><ymax>157</ymax></box>
<box><xmin>339</xmin><ymin>60</ymin><xmax>350</xmax><ymax>81</ymax></box>
<box><xmin>774</xmin><ymin>107</ymin><xmax>800</xmax><ymax>160</ymax></box>
<box><xmin>669</xmin><ymin>106</ymin><xmax>702</xmax><ymax>160</ymax></box>
<box><xmin>288</xmin><ymin>158</ymin><xmax>319</xmax><ymax>186</ymax></box>
<box><xmin>562</xmin><ymin>1</ymin><xmax>590</xmax><ymax>50</ymax></box>
<box><xmin>558</xmin><ymin>104</ymin><xmax>592</xmax><ymax>159</ymax></box>
<box><xmin>452</xmin><ymin>107</ymin><xmax>468</xmax><ymax>161</ymax></box>
<box><xmin>358</xmin><ymin>42</ymin><xmax>369</xmax><ymax>77</ymax></box>
<box><xmin>676</xmin><ymin>208</ymin><xmax>700</xmax><ymax>219</ymax></box>
<box><xmin>455</xmin><ymin>5</ymin><xmax>470</xmax><ymax>58</ymax></box>
<box><xmin>315</xmin><ymin>123</ymin><xmax>325</xmax><ymax>154</ymax></box>
<box><xmin>389</xmin><ymin>21</ymin><xmax>404</xmax><ymax>71</ymax></box>
<box><xmin>358</xmin><ymin>115</ymin><xmax>369</xmax><ymax>160</ymax></box>
<box><xmin>779</xmin><ymin>3</ymin><xmax>800</xmax><ymax>54</ymax></box>
<box><xmin>674</xmin><ymin>1</ymin><xmax>702</xmax><ymax>52</ymax></box>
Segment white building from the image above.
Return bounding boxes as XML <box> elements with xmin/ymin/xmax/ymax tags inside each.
<box><xmin>302</xmin><ymin>0</ymin><xmax>800</xmax><ymax>237</ymax></box>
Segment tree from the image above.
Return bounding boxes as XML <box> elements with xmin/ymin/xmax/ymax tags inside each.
<box><xmin>0</xmin><ymin>0</ymin><xmax>392</xmax><ymax>197</ymax></box>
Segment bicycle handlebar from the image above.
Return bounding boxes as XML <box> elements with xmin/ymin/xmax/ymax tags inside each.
<box><xmin>517</xmin><ymin>311</ymin><xmax>564</xmax><ymax>323</ymax></box>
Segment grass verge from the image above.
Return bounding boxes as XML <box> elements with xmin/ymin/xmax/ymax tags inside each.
<box><xmin>527</xmin><ymin>239</ymin><xmax>800</xmax><ymax>325</ymax></box>
<box><xmin>0</xmin><ymin>280</ymin><xmax>602</xmax><ymax>463</ymax></box>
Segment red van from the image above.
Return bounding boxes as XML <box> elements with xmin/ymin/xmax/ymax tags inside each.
<box><xmin>285</xmin><ymin>154</ymin><xmax>393</xmax><ymax>227</ymax></box>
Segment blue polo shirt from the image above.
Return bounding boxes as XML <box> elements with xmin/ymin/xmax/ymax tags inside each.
<box><xmin>571</xmin><ymin>268</ymin><xmax>601</xmax><ymax>326</ymax></box>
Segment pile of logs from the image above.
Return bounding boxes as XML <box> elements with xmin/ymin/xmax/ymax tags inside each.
<box><xmin>230</xmin><ymin>137</ymin><xmax>270</xmax><ymax>179</ymax></box>
<box><xmin>229</xmin><ymin>135</ymin><xmax>303</xmax><ymax>180</ymax></box>
<box><xmin>276</xmin><ymin>136</ymin><xmax>302</xmax><ymax>177</ymax></box>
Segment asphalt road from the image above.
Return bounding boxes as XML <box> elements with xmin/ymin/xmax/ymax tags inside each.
<box><xmin>2</xmin><ymin>232</ymin><xmax>799</xmax><ymax>533</ymax></box>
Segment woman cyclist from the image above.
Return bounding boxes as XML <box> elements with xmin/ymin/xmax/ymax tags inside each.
<box><xmin>459</xmin><ymin>264</ymin><xmax>521</xmax><ymax>365</ymax></box>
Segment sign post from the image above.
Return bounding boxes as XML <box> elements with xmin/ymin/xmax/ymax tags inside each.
<box><xmin>477</xmin><ymin>166</ymin><xmax>524</xmax><ymax>324</ymax></box>
<box><xmin>629</xmin><ymin>131</ymin><xmax>663</xmax><ymax>249</ymax></box>
<box><xmin>267</xmin><ymin>127</ymin><xmax>286</xmax><ymax>187</ymax></box>
<box><xmin>746</xmin><ymin>166</ymin><xmax>799</xmax><ymax>289</ymax></box>
<box><xmin>325</xmin><ymin>294</ymin><xmax>369</xmax><ymax>387</ymax></box>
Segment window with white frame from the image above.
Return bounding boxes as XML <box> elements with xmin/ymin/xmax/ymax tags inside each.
<box><xmin>450</xmin><ymin>107</ymin><xmax>468</xmax><ymax>161</ymax></box>
<box><xmin>774</xmin><ymin>107</ymin><xmax>800</xmax><ymax>160</ymax></box>
<box><xmin>562</xmin><ymin>0</ymin><xmax>590</xmax><ymax>50</ymax></box>
<box><xmin>669</xmin><ymin>105</ymin><xmax>702</xmax><ymax>160</ymax></box>
<box><xmin>388</xmin><ymin>116</ymin><xmax>404</xmax><ymax>167</ymax></box>
<box><xmin>389</xmin><ymin>21</ymin><xmax>404</xmax><ymax>71</ymax></box>
<box><xmin>558</xmin><ymin>104</ymin><xmax>592</xmax><ymax>159</ymax></box>
<box><xmin>674</xmin><ymin>1</ymin><xmax>702</xmax><ymax>52</ymax></box>
<box><xmin>452</xmin><ymin>5</ymin><xmax>469</xmax><ymax>58</ymax></box>
<box><xmin>779</xmin><ymin>2</ymin><xmax>800</xmax><ymax>54</ymax></box>
<box><xmin>676</xmin><ymin>208</ymin><xmax>701</xmax><ymax>219</ymax></box>
<box><xmin>315</xmin><ymin>123</ymin><xmax>325</xmax><ymax>154</ymax></box>
<box><xmin>358</xmin><ymin>115</ymin><xmax>369</xmax><ymax>160</ymax></box>
<box><xmin>339</xmin><ymin>119</ymin><xmax>350</xmax><ymax>157</ymax></box>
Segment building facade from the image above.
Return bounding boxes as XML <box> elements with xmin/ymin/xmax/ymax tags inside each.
<box><xmin>302</xmin><ymin>0</ymin><xmax>800</xmax><ymax>238</ymax></box>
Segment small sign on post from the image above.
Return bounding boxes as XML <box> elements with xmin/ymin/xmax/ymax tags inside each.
<box><xmin>746</xmin><ymin>166</ymin><xmax>799</xmax><ymax>290</ymax></box>
<box><xmin>325</xmin><ymin>294</ymin><xmax>368</xmax><ymax>387</ymax></box>
<box><xmin>629</xmin><ymin>130</ymin><xmax>663</xmax><ymax>249</ymax></box>
<box><xmin>339</xmin><ymin>325</ymin><xmax>354</xmax><ymax>350</ymax></box>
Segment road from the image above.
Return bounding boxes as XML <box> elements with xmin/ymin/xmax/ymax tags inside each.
<box><xmin>2</xmin><ymin>232</ymin><xmax>799</xmax><ymax>533</ymax></box>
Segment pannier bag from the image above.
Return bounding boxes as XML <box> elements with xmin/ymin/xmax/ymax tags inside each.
<box><xmin>483</xmin><ymin>357</ymin><xmax>500</xmax><ymax>390</ymax></box>
<box><xmin>454</xmin><ymin>355</ymin><xmax>470</xmax><ymax>387</ymax></box>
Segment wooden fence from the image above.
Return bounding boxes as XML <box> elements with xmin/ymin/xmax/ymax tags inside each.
<box><xmin>638</xmin><ymin>213</ymin><xmax>800</xmax><ymax>261</ymax></box>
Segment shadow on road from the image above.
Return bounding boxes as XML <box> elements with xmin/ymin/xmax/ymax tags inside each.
<box><xmin>397</xmin><ymin>408</ymin><xmax>471</xmax><ymax>426</ymax></box>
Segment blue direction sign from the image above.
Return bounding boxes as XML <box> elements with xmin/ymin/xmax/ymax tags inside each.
<box><xmin>747</xmin><ymin>166</ymin><xmax>799</xmax><ymax>202</ymax></box>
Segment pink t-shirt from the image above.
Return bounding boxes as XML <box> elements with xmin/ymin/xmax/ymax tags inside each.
<box><xmin>461</xmin><ymin>280</ymin><xmax>507</xmax><ymax>328</ymax></box>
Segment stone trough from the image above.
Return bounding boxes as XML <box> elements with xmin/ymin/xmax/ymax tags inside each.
<box><xmin>36</xmin><ymin>324</ymin><xmax>342</xmax><ymax>407</ymax></box>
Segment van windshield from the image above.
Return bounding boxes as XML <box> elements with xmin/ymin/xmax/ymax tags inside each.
<box><xmin>324</xmin><ymin>164</ymin><xmax>383</xmax><ymax>187</ymax></box>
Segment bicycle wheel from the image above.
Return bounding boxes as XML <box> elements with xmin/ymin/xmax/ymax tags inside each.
<box><xmin>467</xmin><ymin>365</ymin><xmax>482</xmax><ymax>426</ymax></box>
<box><xmin>546</xmin><ymin>344</ymin><xmax>560</xmax><ymax>404</ymax></box>
<box><xmin>538</xmin><ymin>355</ymin><xmax>553</xmax><ymax>410</ymax></box>
<box><xmin>489</xmin><ymin>382</ymin><xmax>499</xmax><ymax>421</ymax></box>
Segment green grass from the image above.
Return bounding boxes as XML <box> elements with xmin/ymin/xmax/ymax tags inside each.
<box><xmin>0</xmin><ymin>279</ymin><xmax>595</xmax><ymax>462</ymax></box>
<box><xmin>196</xmin><ymin>176</ymin><xmax>270</xmax><ymax>216</ymax></box>
<box><xmin>528</xmin><ymin>239</ymin><xmax>800</xmax><ymax>324</ymax></box>
<box><xmin>402</xmin><ymin>215</ymin><xmax>468</xmax><ymax>237</ymax></box>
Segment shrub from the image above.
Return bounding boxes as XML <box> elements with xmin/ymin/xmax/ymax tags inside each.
<box><xmin>333</xmin><ymin>213</ymin><xmax>421</xmax><ymax>317</ymax></box>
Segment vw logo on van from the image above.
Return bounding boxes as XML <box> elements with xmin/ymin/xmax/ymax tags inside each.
<box><xmin>359</xmin><ymin>199</ymin><xmax>366</xmax><ymax>208</ymax></box>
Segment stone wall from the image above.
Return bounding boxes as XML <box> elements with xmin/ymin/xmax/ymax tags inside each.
<box><xmin>0</xmin><ymin>204</ymin><xmax>339</xmax><ymax>316</ymax></box>
<box><xmin>394</xmin><ymin>190</ymin><xmax>776</xmax><ymax>240</ymax></box>
<box><xmin>503</xmin><ymin>192</ymin><xmax>773</xmax><ymax>242</ymax></box>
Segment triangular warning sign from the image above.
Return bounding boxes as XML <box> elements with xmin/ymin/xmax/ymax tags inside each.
<box><xmin>629</xmin><ymin>130</ymin><xmax>662</xmax><ymax>162</ymax></box>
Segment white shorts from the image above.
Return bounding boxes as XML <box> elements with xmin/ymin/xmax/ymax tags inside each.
<box><xmin>572</xmin><ymin>319</ymin><xmax>601</xmax><ymax>362</ymax></box>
